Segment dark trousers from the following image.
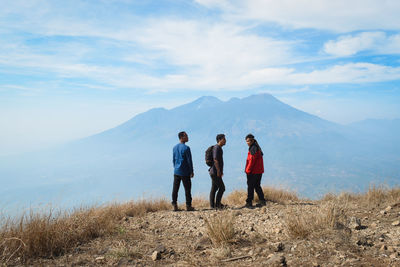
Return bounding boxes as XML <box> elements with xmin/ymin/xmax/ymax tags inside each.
<box><xmin>246</xmin><ymin>173</ymin><xmax>265</xmax><ymax>204</ymax></box>
<box><xmin>172</xmin><ymin>175</ymin><xmax>192</xmax><ymax>207</ymax></box>
<box><xmin>209</xmin><ymin>175</ymin><xmax>225</xmax><ymax>208</ymax></box>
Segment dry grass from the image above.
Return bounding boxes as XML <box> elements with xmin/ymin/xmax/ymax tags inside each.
<box><xmin>204</xmin><ymin>213</ymin><xmax>236</xmax><ymax>247</ymax></box>
<box><xmin>191</xmin><ymin>196</ymin><xmax>209</xmax><ymax>208</ymax></box>
<box><xmin>226</xmin><ymin>186</ymin><xmax>299</xmax><ymax>206</ymax></box>
<box><xmin>320</xmin><ymin>185</ymin><xmax>400</xmax><ymax>209</ymax></box>
<box><xmin>285</xmin><ymin>203</ymin><xmax>347</xmax><ymax>239</ymax></box>
<box><xmin>263</xmin><ymin>186</ymin><xmax>299</xmax><ymax>203</ymax></box>
<box><xmin>0</xmin><ymin>199</ymin><xmax>169</xmax><ymax>264</ymax></box>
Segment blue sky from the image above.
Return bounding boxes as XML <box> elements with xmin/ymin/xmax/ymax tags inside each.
<box><xmin>1</xmin><ymin>0</ymin><xmax>400</xmax><ymax>155</ymax></box>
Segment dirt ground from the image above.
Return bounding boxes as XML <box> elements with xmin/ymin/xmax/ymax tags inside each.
<box><xmin>19</xmin><ymin>199</ymin><xmax>400</xmax><ymax>267</ymax></box>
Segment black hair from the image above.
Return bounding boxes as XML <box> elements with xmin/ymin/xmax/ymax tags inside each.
<box><xmin>216</xmin><ymin>134</ymin><xmax>225</xmax><ymax>142</ymax></box>
<box><xmin>178</xmin><ymin>131</ymin><xmax>187</xmax><ymax>139</ymax></box>
<box><xmin>245</xmin><ymin>134</ymin><xmax>254</xmax><ymax>140</ymax></box>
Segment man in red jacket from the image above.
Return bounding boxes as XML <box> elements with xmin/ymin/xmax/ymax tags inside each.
<box><xmin>244</xmin><ymin>134</ymin><xmax>266</xmax><ymax>208</ymax></box>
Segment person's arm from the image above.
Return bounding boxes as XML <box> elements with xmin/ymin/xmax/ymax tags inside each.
<box><xmin>172</xmin><ymin>147</ymin><xmax>176</xmax><ymax>167</ymax></box>
<box><xmin>245</xmin><ymin>146</ymin><xmax>258</xmax><ymax>174</ymax></box>
<box><xmin>186</xmin><ymin>147</ymin><xmax>194</xmax><ymax>178</ymax></box>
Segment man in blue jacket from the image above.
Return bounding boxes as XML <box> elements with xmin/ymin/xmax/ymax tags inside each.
<box><xmin>172</xmin><ymin>131</ymin><xmax>195</xmax><ymax>211</ymax></box>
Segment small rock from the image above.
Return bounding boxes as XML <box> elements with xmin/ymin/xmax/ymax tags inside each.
<box><xmin>152</xmin><ymin>251</ymin><xmax>161</xmax><ymax>261</ymax></box>
<box><xmin>254</xmin><ymin>247</ymin><xmax>263</xmax><ymax>254</ymax></box>
<box><xmin>380</xmin><ymin>244</ymin><xmax>387</xmax><ymax>251</ymax></box>
<box><xmin>356</xmin><ymin>237</ymin><xmax>373</xmax><ymax>247</ymax></box>
<box><xmin>155</xmin><ymin>244</ymin><xmax>166</xmax><ymax>253</ymax></box>
<box><xmin>265</xmin><ymin>254</ymin><xmax>287</xmax><ymax>267</ymax></box>
<box><xmin>385</xmin><ymin>206</ymin><xmax>392</xmax><ymax>212</ymax></box>
<box><xmin>380</xmin><ymin>210</ymin><xmax>387</xmax><ymax>215</ymax></box>
<box><xmin>273</xmin><ymin>242</ymin><xmax>285</xmax><ymax>252</ymax></box>
<box><xmin>370</xmin><ymin>222</ymin><xmax>378</xmax><ymax>228</ymax></box>
<box><xmin>392</xmin><ymin>220</ymin><xmax>400</xmax><ymax>226</ymax></box>
<box><xmin>234</xmin><ymin>211</ymin><xmax>242</xmax><ymax>216</ymax></box>
<box><xmin>390</xmin><ymin>253</ymin><xmax>398</xmax><ymax>259</ymax></box>
<box><xmin>95</xmin><ymin>256</ymin><xmax>105</xmax><ymax>262</ymax></box>
<box><xmin>349</xmin><ymin>217</ymin><xmax>362</xmax><ymax>230</ymax></box>
<box><xmin>387</xmin><ymin>246</ymin><xmax>396</xmax><ymax>253</ymax></box>
<box><xmin>275</xmin><ymin>228</ymin><xmax>283</xmax><ymax>234</ymax></box>
<box><xmin>249</xmin><ymin>226</ymin><xmax>255</xmax><ymax>231</ymax></box>
<box><xmin>261</xmin><ymin>207</ymin><xmax>268</xmax><ymax>213</ymax></box>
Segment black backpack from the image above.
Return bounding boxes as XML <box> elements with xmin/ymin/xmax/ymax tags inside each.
<box><xmin>205</xmin><ymin>145</ymin><xmax>214</xmax><ymax>166</ymax></box>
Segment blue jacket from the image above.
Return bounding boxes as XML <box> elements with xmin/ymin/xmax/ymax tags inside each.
<box><xmin>173</xmin><ymin>143</ymin><xmax>194</xmax><ymax>176</ymax></box>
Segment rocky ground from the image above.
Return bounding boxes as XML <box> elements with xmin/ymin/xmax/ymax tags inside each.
<box><xmin>22</xmin><ymin>198</ymin><xmax>400</xmax><ymax>267</ymax></box>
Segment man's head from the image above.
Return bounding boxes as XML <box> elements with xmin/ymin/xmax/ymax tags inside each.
<box><xmin>178</xmin><ymin>131</ymin><xmax>188</xmax><ymax>143</ymax></box>
<box><xmin>216</xmin><ymin>134</ymin><xmax>226</xmax><ymax>146</ymax></box>
<box><xmin>245</xmin><ymin>133</ymin><xmax>255</xmax><ymax>147</ymax></box>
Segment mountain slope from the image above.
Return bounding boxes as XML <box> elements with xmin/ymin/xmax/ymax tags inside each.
<box><xmin>1</xmin><ymin>94</ymin><xmax>399</xmax><ymax>213</ymax></box>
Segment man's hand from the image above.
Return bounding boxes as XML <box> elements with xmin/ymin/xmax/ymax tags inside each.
<box><xmin>190</xmin><ymin>173</ymin><xmax>194</xmax><ymax>178</ymax></box>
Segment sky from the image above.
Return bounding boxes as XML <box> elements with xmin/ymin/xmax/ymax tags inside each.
<box><xmin>1</xmin><ymin>0</ymin><xmax>400</xmax><ymax>155</ymax></box>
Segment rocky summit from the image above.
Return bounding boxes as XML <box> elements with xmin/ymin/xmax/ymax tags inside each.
<box><xmin>14</xmin><ymin>187</ymin><xmax>400</xmax><ymax>267</ymax></box>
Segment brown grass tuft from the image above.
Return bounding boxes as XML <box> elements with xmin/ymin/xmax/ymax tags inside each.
<box><xmin>204</xmin><ymin>213</ymin><xmax>236</xmax><ymax>247</ymax></box>
<box><xmin>320</xmin><ymin>185</ymin><xmax>400</xmax><ymax>209</ymax></box>
<box><xmin>0</xmin><ymin>199</ymin><xmax>169</xmax><ymax>264</ymax></box>
<box><xmin>285</xmin><ymin>203</ymin><xmax>347</xmax><ymax>239</ymax></box>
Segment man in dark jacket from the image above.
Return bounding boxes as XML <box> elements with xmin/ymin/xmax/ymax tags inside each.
<box><xmin>209</xmin><ymin>134</ymin><xmax>226</xmax><ymax>209</ymax></box>
<box><xmin>244</xmin><ymin>134</ymin><xmax>266</xmax><ymax>208</ymax></box>
<box><xmin>172</xmin><ymin>131</ymin><xmax>195</xmax><ymax>211</ymax></box>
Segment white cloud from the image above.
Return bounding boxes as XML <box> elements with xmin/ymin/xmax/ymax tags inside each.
<box><xmin>193</xmin><ymin>0</ymin><xmax>232</xmax><ymax>9</ymax></box>
<box><xmin>290</xmin><ymin>63</ymin><xmax>400</xmax><ymax>84</ymax></box>
<box><xmin>205</xmin><ymin>0</ymin><xmax>400</xmax><ymax>32</ymax></box>
<box><xmin>324</xmin><ymin>32</ymin><xmax>400</xmax><ymax>56</ymax></box>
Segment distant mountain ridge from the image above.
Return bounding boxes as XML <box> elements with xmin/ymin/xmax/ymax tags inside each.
<box><xmin>1</xmin><ymin>93</ymin><xmax>399</xmax><ymax>214</ymax></box>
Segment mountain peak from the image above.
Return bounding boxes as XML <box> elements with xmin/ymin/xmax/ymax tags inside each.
<box><xmin>189</xmin><ymin>95</ymin><xmax>222</xmax><ymax>109</ymax></box>
<box><xmin>242</xmin><ymin>93</ymin><xmax>280</xmax><ymax>102</ymax></box>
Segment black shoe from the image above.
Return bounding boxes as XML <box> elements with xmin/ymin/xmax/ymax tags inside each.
<box><xmin>256</xmin><ymin>201</ymin><xmax>266</xmax><ymax>207</ymax></box>
<box><xmin>243</xmin><ymin>203</ymin><xmax>254</xmax><ymax>209</ymax></box>
<box><xmin>216</xmin><ymin>203</ymin><xmax>227</xmax><ymax>210</ymax></box>
<box><xmin>172</xmin><ymin>203</ymin><xmax>179</xmax><ymax>211</ymax></box>
<box><xmin>186</xmin><ymin>206</ymin><xmax>195</xmax><ymax>211</ymax></box>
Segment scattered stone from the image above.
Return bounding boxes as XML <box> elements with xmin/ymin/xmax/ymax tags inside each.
<box><xmin>275</xmin><ymin>228</ymin><xmax>283</xmax><ymax>234</ymax></box>
<box><xmin>387</xmin><ymin>246</ymin><xmax>396</xmax><ymax>253</ymax></box>
<box><xmin>356</xmin><ymin>237</ymin><xmax>374</xmax><ymax>247</ymax></box>
<box><xmin>385</xmin><ymin>206</ymin><xmax>392</xmax><ymax>212</ymax></box>
<box><xmin>392</xmin><ymin>220</ymin><xmax>400</xmax><ymax>226</ymax></box>
<box><xmin>95</xmin><ymin>256</ymin><xmax>105</xmax><ymax>262</ymax></box>
<box><xmin>254</xmin><ymin>247</ymin><xmax>263</xmax><ymax>254</ymax></box>
<box><xmin>265</xmin><ymin>254</ymin><xmax>287</xmax><ymax>267</ymax></box>
<box><xmin>233</xmin><ymin>211</ymin><xmax>242</xmax><ymax>216</ymax></box>
<box><xmin>261</xmin><ymin>207</ymin><xmax>268</xmax><ymax>213</ymax></box>
<box><xmin>349</xmin><ymin>217</ymin><xmax>362</xmax><ymax>230</ymax></box>
<box><xmin>152</xmin><ymin>251</ymin><xmax>161</xmax><ymax>261</ymax></box>
<box><xmin>271</xmin><ymin>242</ymin><xmax>285</xmax><ymax>252</ymax></box>
<box><xmin>380</xmin><ymin>244</ymin><xmax>387</xmax><ymax>251</ymax></box>
<box><xmin>380</xmin><ymin>210</ymin><xmax>387</xmax><ymax>215</ymax></box>
<box><xmin>155</xmin><ymin>244</ymin><xmax>166</xmax><ymax>253</ymax></box>
<box><xmin>249</xmin><ymin>249</ymin><xmax>255</xmax><ymax>256</ymax></box>
<box><xmin>370</xmin><ymin>222</ymin><xmax>378</xmax><ymax>228</ymax></box>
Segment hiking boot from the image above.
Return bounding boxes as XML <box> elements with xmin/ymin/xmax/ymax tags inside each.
<box><xmin>172</xmin><ymin>203</ymin><xmax>179</xmax><ymax>212</ymax></box>
<box><xmin>256</xmin><ymin>201</ymin><xmax>266</xmax><ymax>207</ymax></box>
<box><xmin>243</xmin><ymin>203</ymin><xmax>254</xmax><ymax>209</ymax></box>
<box><xmin>216</xmin><ymin>203</ymin><xmax>227</xmax><ymax>210</ymax></box>
<box><xmin>186</xmin><ymin>206</ymin><xmax>195</xmax><ymax>211</ymax></box>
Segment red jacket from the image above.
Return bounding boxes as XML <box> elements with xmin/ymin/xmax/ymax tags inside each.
<box><xmin>245</xmin><ymin>145</ymin><xmax>264</xmax><ymax>174</ymax></box>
